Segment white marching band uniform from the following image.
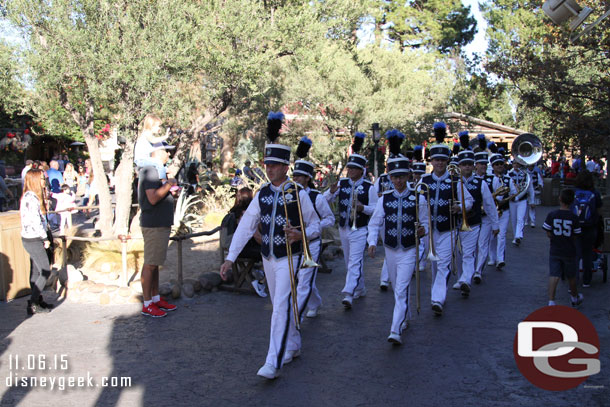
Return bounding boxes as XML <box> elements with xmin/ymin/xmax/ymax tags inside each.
<box><xmin>488</xmin><ymin>172</ymin><xmax>512</xmax><ymax>267</ymax></box>
<box><xmin>374</xmin><ymin>173</ymin><xmax>394</xmax><ymax>288</ymax></box>
<box><xmin>367</xmin><ymin>188</ymin><xmax>428</xmax><ymax>337</ymax></box>
<box><xmin>507</xmin><ymin>167</ymin><xmax>535</xmax><ymax>244</ymax></box>
<box><xmin>301</xmin><ymin>186</ymin><xmax>335</xmax><ymax>316</ymax></box>
<box><xmin>421</xmin><ymin>171</ymin><xmax>474</xmax><ymax>310</ymax></box>
<box><xmin>226</xmin><ymin>180</ymin><xmax>320</xmax><ymax>371</ymax></box>
<box><xmin>456</xmin><ymin>173</ymin><xmax>499</xmax><ymax>288</ymax></box>
<box><xmin>525</xmin><ymin>167</ymin><xmax>543</xmax><ymax>226</ymax></box>
<box><xmin>325</xmin><ymin>176</ymin><xmax>378</xmax><ymax>302</ymax></box>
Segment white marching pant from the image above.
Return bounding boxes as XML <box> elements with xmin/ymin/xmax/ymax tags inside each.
<box><xmin>457</xmin><ymin>224</ymin><xmax>481</xmax><ymax>285</ymax></box>
<box><xmin>430</xmin><ymin>230</ymin><xmax>455</xmax><ymax>305</ymax></box>
<box><xmin>339</xmin><ymin>227</ymin><xmax>368</xmax><ymax>296</ymax></box>
<box><xmin>263</xmin><ymin>255</ymin><xmax>301</xmax><ymax>369</ymax></box>
<box><xmin>385</xmin><ymin>247</ymin><xmax>417</xmax><ymax>334</ymax></box>
<box><xmin>489</xmin><ymin>211</ymin><xmax>510</xmax><ymax>264</ymax></box>
<box><xmin>380</xmin><ymin>260</ymin><xmax>389</xmax><ymax>284</ymax></box>
<box><xmin>525</xmin><ymin>203</ymin><xmax>536</xmax><ymax>225</ymax></box>
<box><xmin>419</xmin><ymin>235</ymin><xmax>429</xmax><ymax>270</ymax></box>
<box><xmin>476</xmin><ymin>217</ymin><xmax>493</xmax><ymax>274</ymax></box>
<box><xmin>301</xmin><ymin>239</ymin><xmax>322</xmax><ymax>313</ymax></box>
<box><xmin>509</xmin><ymin>199</ymin><xmax>527</xmax><ymax>240</ymax></box>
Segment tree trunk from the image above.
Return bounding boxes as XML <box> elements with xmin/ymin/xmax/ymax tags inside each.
<box><xmin>84</xmin><ymin>133</ymin><xmax>114</xmax><ymax>236</ymax></box>
<box><xmin>220</xmin><ymin>132</ymin><xmax>234</xmax><ymax>174</ymax></box>
<box><xmin>113</xmin><ymin>133</ymin><xmax>136</xmax><ymax>235</ymax></box>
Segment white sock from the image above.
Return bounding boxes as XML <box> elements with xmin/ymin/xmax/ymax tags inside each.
<box><xmin>152</xmin><ymin>295</ymin><xmax>160</xmax><ymax>303</ymax></box>
<box><xmin>570</xmin><ymin>295</ymin><xmax>578</xmax><ymax>302</ymax></box>
<box><xmin>548</xmin><ymin>300</ymin><xmax>556</xmax><ymax>306</ymax></box>
<box><xmin>144</xmin><ymin>300</ymin><xmax>152</xmax><ymax>307</ymax></box>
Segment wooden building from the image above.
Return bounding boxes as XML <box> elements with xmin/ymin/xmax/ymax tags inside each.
<box><xmin>443</xmin><ymin>112</ymin><xmax>527</xmax><ymax>151</ymax></box>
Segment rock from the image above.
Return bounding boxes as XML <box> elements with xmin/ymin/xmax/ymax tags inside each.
<box><xmin>184</xmin><ymin>278</ymin><xmax>201</xmax><ymax>292</ymax></box>
<box><xmin>88</xmin><ymin>283</ymin><xmax>106</xmax><ymax>294</ymax></box>
<box><xmin>182</xmin><ymin>282</ymin><xmax>194</xmax><ymax>298</ymax></box>
<box><xmin>159</xmin><ymin>282</ymin><xmax>172</xmax><ymax>296</ymax></box>
<box><xmin>78</xmin><ymin>280</ymin><xmax>93</xmax><ymax>292</ymax></box>
<box><xmin>199</xmin><ymin>272</ymin><xmax>222</xmax><ymax>290</ymax></box>
<box><xmin>100</xmin><ymin>263</ymin><xmax>113</xmax><ymax>274</ymax></box>
<box><xmin>67</xmin><ymin>265</ymin><xmax>83</xmax><ymax>282</ymax></box>
<box><xmin>105</xmin><ymin>285</ymin><xmax>119</xmax><ymax>293</ymax></box>
<box><xmin>129</xmin><ymin>280</ymin><xmax>143</xmax><ymax>295</ymax></box>
<box><xmin>118</xmin><ymin>287</ymin><xmax>131</xmax><ymax>297</ymax></box>
<box><xmin>171</xmin><ymin>284</ymin><xmax>181</xmax><ymax>299</ymax></box>
<box><xmin>99</xmin><ymin>293</ymin><xmax>110</xmax><ymax>305</ymax></box>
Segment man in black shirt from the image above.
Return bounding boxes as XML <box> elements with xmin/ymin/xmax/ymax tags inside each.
<box><xmin>138</xmin><ymin>141</ymin><xmax>178</xmax><ymax>317</ymax></box>
<box><xmin>542</xmin><ymin>189</ymin><xmax>583</xmax><ymax>307</ymax></box>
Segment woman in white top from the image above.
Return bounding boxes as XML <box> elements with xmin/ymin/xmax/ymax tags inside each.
<box><xmin>20</xmin><ymin>169</ymin><xmax>54</xmax><ymax>314</ymax></box>
<box><xmin>63</xmin><ymin>162</ymin><xmax>77</xmax><ymax>193</ymax></box>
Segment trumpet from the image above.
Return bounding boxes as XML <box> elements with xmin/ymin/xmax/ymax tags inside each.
<box><xmin>279</xmin><ymin>179</ymin><xmax>320</xmax><ymax>330</ymax></box>
<box><xmin>447</xmin><ymin>164</ymin><xmax>472</xmax><ymax>232</ymax></box>
<box><xmin>415</xmin><ymin>182</ymin><xmax>439</xmax><ymax>262</ymax></box>
<box><xmin>350</xmin><ymin>185</ymin><xmax>361</xmax><ymax>231</ymax></box>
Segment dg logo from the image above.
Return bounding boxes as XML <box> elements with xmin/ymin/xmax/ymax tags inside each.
<box><xmin>513</xmin><ymin>305</ymin><xmax>601</xmax><ymax>391</ymax></box>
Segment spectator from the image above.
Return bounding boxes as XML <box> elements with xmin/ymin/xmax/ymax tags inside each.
<box><xmin>565</xmin><ymin>169</ymin><xmax>577</xmax><ymax>181</ymax></box>
<box><xmin>21</xmin><ymin>159</ymin><xmax>34</xmax><ymax>181</ymax></box>
<box><xmin>52</xmin><ymin>184</ymin><xmax>76</xmax><ymax>235</ymax></box>
<box><xmin>572</xmin><ymin>170</ymin><xmax>603</xmax><ymax>287</ymax></box>
<box><xmin>54</xmin><ymin>155</ymin><xmax>65</xmax><ymax>172</ymax></box>
<box><xmin>138</xmin><ymin>141</ymin><xmax>178</xmax><ymax>317</ymax></box>
<box><xmin>47</xmin><ymin>160</ymin><xmax>63</xmax><ymax>193</ymax></box>
<box><xmin>63</xmin><ymin>163</ymin><xmax>77</xmax><ymax>194</ymax></box>
<box><xmin>586</xmin><ymin>156</ymin><xmax>596</xmax><ymax>173</ymax></box>
<box><xmin>134</xmin><ymin>114</ymin><xmax>170</xmax><ymax>169</ymax></box>
<box><xmin>220</xmin><ymin>187</ymin><xmax>265</xmax><ymax>296</ymax></box>
<box><xmin>0</xmin><ymin>159</ymin><xmax>5</xmax><ymax>178</ymax></box>
<box><xmin>76</xmin><ymin>166</ymin><xmax>88</xmax><ymax>198</ymax></box>
<box><xmin>84</xmin><ymin>171</ymin><xmax>99</xmax><ymax>217</ymax></box>
<box><xmin>543</xmin><ymin>189</ymin><xmax>582</xmax><ymax>307</ymax></box>
<box><xmin>242</xmin><ymin>160</ymin><xmax>255</xmax><ymax>181</ymax></box>
<box><xmin>19</xmin><ymin>169</ymin><xmax>54</xmax><ymax>314</ymax></box>
<box><xmin>230</xmin><ymin>169</ymin><xmax>244</xmax><ymax>188</ymax></box>
<box><xmin>0</xmin><ymin>175</ymin><xmax>14</xmax><ymax>212</ymax></box>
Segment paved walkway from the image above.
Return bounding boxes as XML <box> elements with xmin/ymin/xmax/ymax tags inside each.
<box><xmin>0</xmin><ymin>206</ymin><xmax>608</xmax><ymax>406</ymax></box>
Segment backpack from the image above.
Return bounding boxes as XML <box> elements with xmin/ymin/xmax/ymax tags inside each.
<box><xmin>571</xmin><ymin>189</ymin><xmax>596</xmax><ymax>226</ymax></box>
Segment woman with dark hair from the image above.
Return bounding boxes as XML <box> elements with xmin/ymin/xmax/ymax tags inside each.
<box><xmin>20</xmin><ymin>169</ymin><xmax>54</xmax><ymax>314</ymax></box>
<box><xmin>573</xmin><ymin>170</ymin><xmax>603</xmax><ymax>287</ymax></box>
<box><xmin>220</xmin><ymin>187</ymin><xmax>265</xmax><ymax>296</ymax></box>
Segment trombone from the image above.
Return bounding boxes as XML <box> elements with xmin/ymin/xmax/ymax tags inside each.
<box><xmin>279</xmin><ymin>179</ymin><xmax>320</xmax><ymax>330</ymax></box>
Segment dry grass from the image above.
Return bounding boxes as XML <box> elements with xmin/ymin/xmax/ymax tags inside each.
<box><xmin>82</xmin><ymin>239</ymin><xmax>145</xmax><ymax>272</ymax></box>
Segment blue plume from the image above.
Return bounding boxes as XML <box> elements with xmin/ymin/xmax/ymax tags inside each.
<box><xmin>352</xmin><ymin>132</ymin><xmax>366</xmax><ymax>153</ymax></box>
<box><xmin>300</xmin><ymin>136</ymin><xmax>312</xmax><ymax>145</ymax></box>
<box><xmin>433</xmin><ymin>122</ymin><xmax>446</xmax><ymax>130</ymax></box>
<box><xmin>354</xmin><ymin>132</ymin><xmax>366</xmax><ymax>139</ymax></box>
<box><xmin>413</xmin><ymin>145</ymin><xmax>423</xmax><ymax>151</ymax></box>
<box><xmin>296</xmin><ymin>136</ymin><xmax>312</xmax><ymax>158</ymax></box>
<box><xmin>267</xmin><ymin>111</ymin><xmax>285</xmax><ymax>121</ymax></box>
<box><xmin>477</xmin><ymin>133</ymin><xmax>485</xmax><ymax>139</ymax></box>
<box><xmin>458</xmin><ymin>131</ymin><xmax>469</xmax><ymax>137</ymax></box>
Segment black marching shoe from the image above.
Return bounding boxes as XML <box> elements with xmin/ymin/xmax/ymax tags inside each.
<box><xmin>27</xmin><ymin>300</ymin><xmax>51</xmax><ymax>315</ymax></box>
<box><xmin>39</xmin><ymin>296</ymin><xmax>55</xmax><ymax>309</ymax></box>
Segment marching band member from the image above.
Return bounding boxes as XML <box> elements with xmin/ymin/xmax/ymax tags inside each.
<box><xmin>220</xmin><ymin>112</ymin><xmax>320</xmax><ymax>380</ymax></box>
<box><xmin>292</xmin><ymin>137</ymin><xmax>335</xmax><ymax>319</ymax></box>
<box><xmin>374</xmin><ymin>149</ymin><xmax>395</xmax><ymax>291</ymax></box>
<box><xmin>507</xmin><ymin>160</ymin><xmax>535</xmax><ymax>247</ymax></box>
<box><xmin>525</xmin><ymin>164</ymin><xmax>543</xmax><ymax>227</ymax></box>
<box><xmin>411</xmin><ymin>145</ymin><xmax>428</xmax><ymax>269</ymax></box>
<box><xmin>367</xmin><ymin>137</ymin><xmax>428</xmax><ymax>345</ymax></box>
<box><xmin>325</xmin><ymin>132</ymin><xmax>378</xmax><ymax>309</ymax></box>
<box><xmin>473</xmin><ymin>143</ymin><xmax>498</xmax><ymax>282</ymax></box>
<box><xmin>420</xmin><ymin>122</ymin><xmax>473</xmax><ymax>316</ymax></box>
<box><xmin>452</xmin><ymin>133</ymin><xmax>499</xmax><ymax>295</ymax></box>
<box><xmin>488</xmin><ymin>153</ymin><xmax>511</xmax><ymax>270</ymax></box>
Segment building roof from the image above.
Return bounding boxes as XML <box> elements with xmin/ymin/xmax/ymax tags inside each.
<box><xmin>443</xmin><ymin>112</ymin><xmax>527</xmax><ymax>147</ymax></box>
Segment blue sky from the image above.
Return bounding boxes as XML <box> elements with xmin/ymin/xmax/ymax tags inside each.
<box><xmin>463</xmin><ymin>0</ymin><xmax>489</xmax><ymax>57</ymax></box>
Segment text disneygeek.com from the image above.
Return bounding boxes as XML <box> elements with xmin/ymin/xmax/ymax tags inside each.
<box><xmin>4</xmin><ymin>354</ymin><xmax>131</xmax><ymax>391</ymax></box>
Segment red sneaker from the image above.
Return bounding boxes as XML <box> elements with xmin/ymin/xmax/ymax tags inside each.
<box><xmin>154</xmin><ymin>298</ymin><xmax>177</xmax><ymax>311</ymax></box>
<box><xmin>142</xmin><ymin>303</ymin><xmax>167</xmax><ymax>318</ymax></box>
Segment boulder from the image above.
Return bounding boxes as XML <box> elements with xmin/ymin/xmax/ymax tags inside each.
<box><xmin>171</xmin><ymin>284</ymin><xmax>181</xmax><ymax>299</ymax></box>
<box><xmin>159</xmin><ymin>282</ymin><xmax>172</xmax><ymax>297</ymax></box>
<box><xmin>105</xmin><ymin>285</ymin><xmax>119</xmax><ymax>293</ymax></box>
<box><xmin>184</xmin><ymin>278</ymin><xmax>201</xmax><ymax>292</ymax></box>
<box><xmin>182</xmin><ymin>282</ymin><xmax>195</xmax><ymax>298</ymax></box>
<box><xmin>199</xmin><ymin>271</ymin><xmax>222</xmax><ymax>290</ymax></box>
<box><xmin>88</xmin><ymin>283</ymin><xmax>106</xmax><ymax>294</ymax></box>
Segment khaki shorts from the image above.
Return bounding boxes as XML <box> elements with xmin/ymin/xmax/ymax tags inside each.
<box><xmin>141</xmin><ymin>227</ymin><xmax>171</xmax><ymax>266</ymax></box>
